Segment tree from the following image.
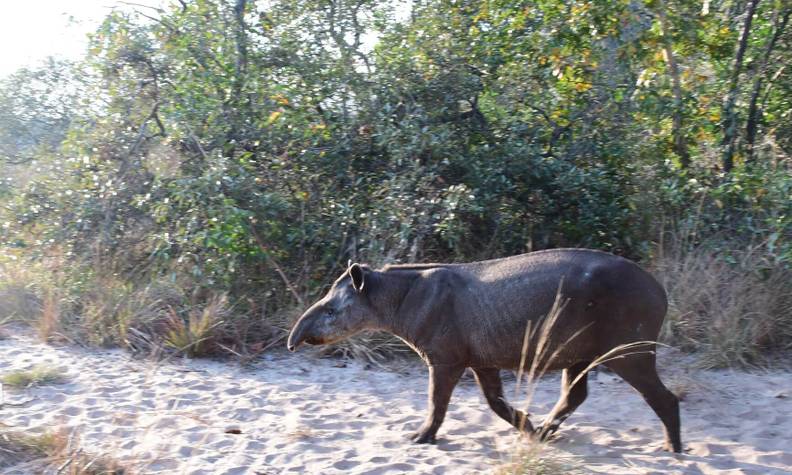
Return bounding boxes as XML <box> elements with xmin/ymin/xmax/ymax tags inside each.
<box><xmin>721</xmin><ymin>0</ymin><xmax>761</xmax><ymax>172</ymax></box>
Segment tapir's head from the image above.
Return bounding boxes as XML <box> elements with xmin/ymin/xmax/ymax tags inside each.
<box><xmin>287</xmin><ymin>263</ymin><xmax>373</xmax><ymax>351</ymax></box>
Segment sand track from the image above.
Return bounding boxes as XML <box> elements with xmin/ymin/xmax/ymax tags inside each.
<box><xmin>1</xmin><ymin>332</ymin><xmax>791</xmax><ymax>474</ymax></box>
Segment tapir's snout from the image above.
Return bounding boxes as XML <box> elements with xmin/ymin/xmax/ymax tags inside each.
<box><xmin>287</xmin><ymin>306</ymin><xmax>324</xmax><ymax>351</ymax></box>
<box><xmin>287</xmin><ymin>316</ymin><xmax>311</xmax><ymax>352</ymax></box>
<box><xmin>287</xmin><ymin>305</ymin><xmax>352</xmax><ymax>351</ymax></box>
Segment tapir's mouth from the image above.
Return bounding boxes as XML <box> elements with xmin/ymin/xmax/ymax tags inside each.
<box><xmin>287</xmin><ymin>335</ymin><xmax>324</xmax><ymax>351</ymax></box>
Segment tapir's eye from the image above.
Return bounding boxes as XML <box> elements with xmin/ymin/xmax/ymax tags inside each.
<box><xmin>326</xmin><ymin>308</ymin><xmax>335</xmax><ymax>318</ymax></box>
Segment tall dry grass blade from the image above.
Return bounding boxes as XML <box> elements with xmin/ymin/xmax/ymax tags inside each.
<box><xmin>514</xmin><ymin>320</ymin><xmax>533</xmax><ymax>399</ymax></box>
<box><xmin>513</xmin><ymin>282</ymin><xmax>594</xmax><ymax>418</ymax></box>
<box><xmin>38</xmin><ymin>291</ymin><xmax>61</xmax><ymax>343</ymax></box>
<box><xmin>564</xmin><ymin>341</ymin><xmax>661</xmax><ymax>392</ymax></box>
<box><xmin>511</xmin><ymin>282</ymin><xmax>665</xmax><ymax>431</ymax></box>
<box><xmin>502</xmin><ymin>285</ymin><xmax>667</xmax><ymax>475</ymax></box>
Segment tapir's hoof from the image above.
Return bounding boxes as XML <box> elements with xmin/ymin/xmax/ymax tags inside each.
<box><xmin>663</xmin><ymin>441</ymin><xmax>683</xmax><ymax>453</ymax></box>
<box><xmin>409</xmin><ymin>431</ymin><xmax>437</xmax><ymax>444</ymax></box>
<box><xmin>532</xmin><ymin>425</ymin><xmax>556</xmax><ymax>442</ymax></box>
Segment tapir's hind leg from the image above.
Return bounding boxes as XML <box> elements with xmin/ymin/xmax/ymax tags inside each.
<box><xmin>605</xmin><ymin>353</ymin><xmax>682</xmax><ymax>453</ymax></box>
<box><xmin>472</xmin><ymin>368</ymin><xmax>533</xmax><ymax>432</ymax></box>
<box><xmin>535</xmin><ymin>361</ymin><xmax>591</xmax><ymax>441</ymax></box>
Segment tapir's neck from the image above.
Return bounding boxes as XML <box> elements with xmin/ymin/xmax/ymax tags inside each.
<box><xmin>365</xmin><ymin>269</ymin><xmax>423</xmax><ymax>344</ymax></box>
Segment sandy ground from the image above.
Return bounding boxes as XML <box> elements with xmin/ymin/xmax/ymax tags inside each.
<box><xmin>1</xmin><ymin>331</ymin><xmax>791</xmax><ymax>475</ymax></box>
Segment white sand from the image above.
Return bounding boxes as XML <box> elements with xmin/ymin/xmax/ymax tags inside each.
<box><xmin>1</xmin><ymin>330</ymin><xmax>791</xmax><ymax>474</ymax></box>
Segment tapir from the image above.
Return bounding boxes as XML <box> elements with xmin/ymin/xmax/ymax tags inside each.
<box><xmin>287</xmin><ymin>248</ymin><xmax>682</xmax><ymax>452</ymax></box>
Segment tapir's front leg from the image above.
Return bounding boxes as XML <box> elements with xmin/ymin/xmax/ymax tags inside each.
<box><xmin>410</xmin><ymin>364</ymin><xmax>465</xmax><ymax>444</ymax></box>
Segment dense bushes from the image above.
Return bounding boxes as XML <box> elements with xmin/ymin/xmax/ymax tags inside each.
<box><xmin>1</xmin><ymin>0</ymin><xmax>790</xmax><ymax>365</ymax></box>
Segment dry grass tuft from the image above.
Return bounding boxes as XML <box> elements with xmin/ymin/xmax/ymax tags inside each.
<box><xmin>0</xmin><ymin>262</ymin><xmax>43</xmax><ymax>322</ymax></box>
<box><xmin>495</xmin><ymin>438</ymin><xmax>581</xmax><ymax>475</ymax></box>
<box><xmin>2</xmin><ymin>254</ymin><xmax>286</xmax><ymax>361</ymax></box>
<box><xmin>0</xmin><ymin>428</ymin><xmax>127</xmax><ymax>474</ymax></box>
<box><xmin>1</xmin><ymin>364</ymin><xmax>67</xmax><ymax>389</ymax></box>
<box><xmin>654</xmin><ymin>243</ymin><xmax>792</xmax><ymax>368</ymax></box>
<box><xmin>319</xmin><ymin>332</ymin><xmax>414</xmax><ymax>367</ymax></box>
<box><xmin>0</xmin><ymin>430</ymin><xmax>60</xmax><ymax>471</ymax></box>
<box><xmin>37</xmin><ymin>290</ymin><xmax>63</xmax><ymax>343</ymax></box>
<box><xmin>211</xmin><ymin>297</ymin><xmax>289</xmax><ymax>364</ymax></box>
<box><xmin>164</xmin><ymin>294</ymin><xmax>228</xmax><ymax>357</ymax></box>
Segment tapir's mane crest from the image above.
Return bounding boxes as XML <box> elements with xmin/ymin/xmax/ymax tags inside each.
<box><xmin>381</xmin><ymin>263</ymin><xmax>452</xmax><ymax>272</ymax></box>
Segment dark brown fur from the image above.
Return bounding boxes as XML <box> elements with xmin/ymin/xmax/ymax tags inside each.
<box><xmin>287</xmin><ymin>249</ymin><xmax>682</xmax><ymax>452</ymax></box>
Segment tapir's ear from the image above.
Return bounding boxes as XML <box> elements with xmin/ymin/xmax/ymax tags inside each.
<box><xmin>349</xmin><ymin>263</ymin><xmax>365</xmax><ymax>292</ymax></box>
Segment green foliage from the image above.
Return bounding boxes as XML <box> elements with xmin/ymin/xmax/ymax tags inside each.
<box><xmin>0</xmin><ymin>0</ymin><xmax>790</xmax><ymax>362</ymax></box>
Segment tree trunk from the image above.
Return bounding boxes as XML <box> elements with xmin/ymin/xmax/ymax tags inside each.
<box><xmin>227</xmin><ymin>0</ymin><xmax>249</xmax><ymax>149</ymax></box>
<box><xmin>721</xmin><ymin>0</ymin><xmax>761</xmax><ymax>173</ymax></box>
<box><xmin>233</xmin><ymin>0</ymin><xmax>248</xmax><ymax>94</ymax></box>
<box><xmin>657</xmin><ymin>0</ymin><xmax>690</xmax><ymax>168</ymax></box>
<box><xmin>746</xmin><ymin>8</ymin><xmax>790</xmax><ymax>162</ymax></box>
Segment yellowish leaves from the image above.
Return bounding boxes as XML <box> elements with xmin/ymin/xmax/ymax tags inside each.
<box><xmin>695</xmin><ymin>128</ymin><xmax>713</xmax><ymax>142</ymax></box>
<box><xmin>573</xmin><ymin>81</ymin><xmax>592</xmax><ymax>92</ymax></box>
<box><xmin>550</xmin><ymin>110</ymin><xmax>570</xmax><ymax>127</ymax></box>
<box><xmin>266</xmin><ymin>110</ymin><xmax>282</xmax><ymax>126</ymax></box>
<box><xmin>550</xmin><ymin>59</ymin><xmax>593</xmax><ymax>93</ymax></box>
<box><xmin>271</xmin><ymin>94</ymin><xmax>290</xmax><ymax>106</ymax></box>
<box><xmin>472</xmin><ymin>2</ymin><xmax>489</xmax><ymax>23</ymax></box>
<box><xmin>570</xmin><ymin>2</ymin><xmax>591</xmax><ymax>16</ymax></box>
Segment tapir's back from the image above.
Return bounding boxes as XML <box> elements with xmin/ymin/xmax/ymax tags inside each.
<box><xmin>445</xmin><ymin>249</ymin><xmax>668</xmax><ymax>370</ymax></box>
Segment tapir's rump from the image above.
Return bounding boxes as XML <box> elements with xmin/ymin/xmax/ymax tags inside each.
<box><xmin>287</xmin><ymin>249</ymin><xmax>682</xmax><ymax>452</ymax></box>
